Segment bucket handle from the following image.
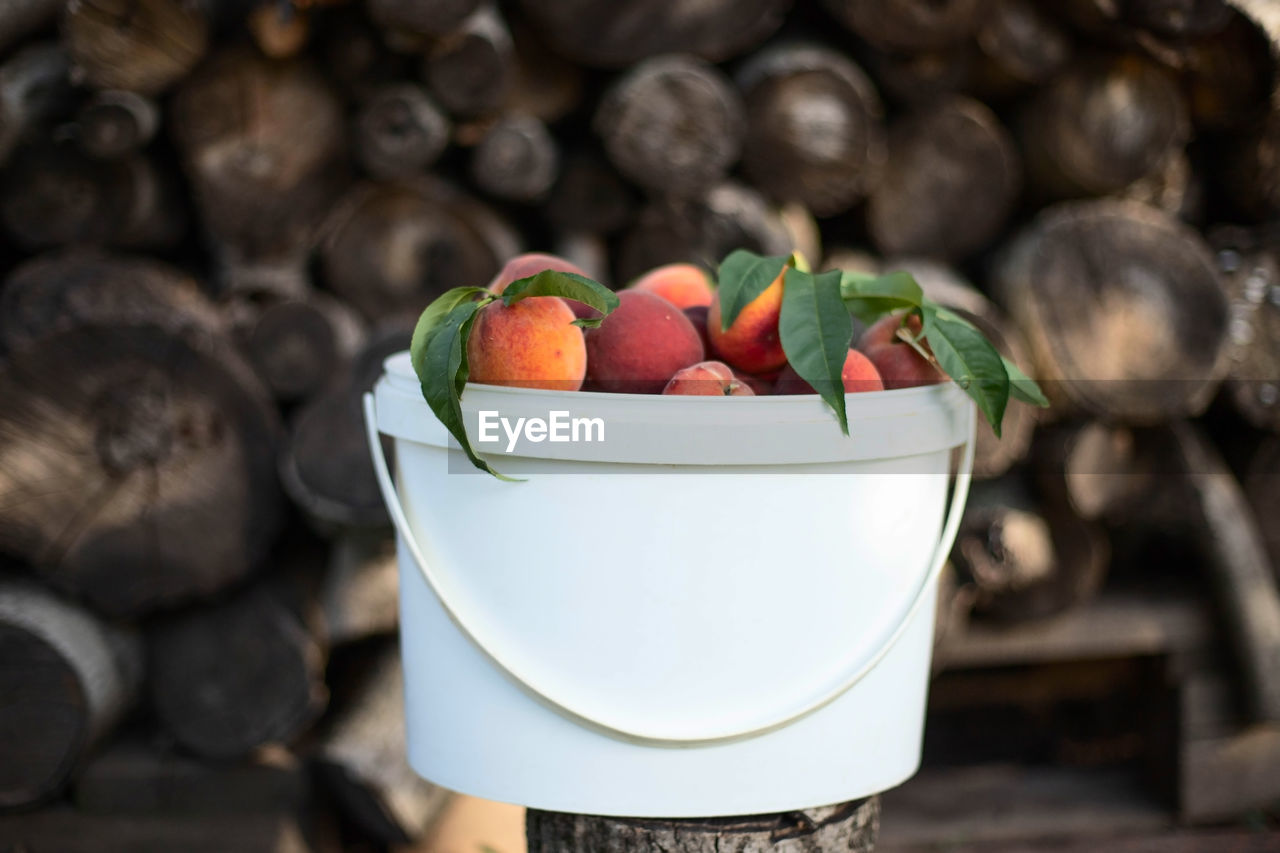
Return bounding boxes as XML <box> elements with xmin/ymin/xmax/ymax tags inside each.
<box><xmin>364</xmin><ymin>392</ymin><xmax>975</xmax><ymax>746</ymax></box>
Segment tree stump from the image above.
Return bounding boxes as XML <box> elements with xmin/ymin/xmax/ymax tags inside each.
<box><xmin>527</xmin><ymin>797</ymin><xmax>880</xmax><ymax>852</ymax></box>
<box><xmin>596</xmin><ymin>55</ymin><xmax>746</xmax><ymax>198</ymax></box>
<box><xmin>737</xmin><ymin>43</ymin><xmax>885</xmax><ymax>217</ymax></box>
<box><xmin>0</xmin><ymin>581</ymin><xmax>142</xmax><ymax>808</ymax></box>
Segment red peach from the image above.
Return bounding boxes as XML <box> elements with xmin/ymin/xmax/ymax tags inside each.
<box><xmin>707</xmin><ymin>271</ymin><xmax>786</xmax><ymax>374</ymax></box>
<box><xmin>858</xmin><ymin>313</ymin><xmax>944</xmax><ymax>389</ymax></box>
<box><xmin>773</xmin><ymin>349</ymin><xmax>885</xmax><ymax>394</ymax></box>
<box><xmin>662</xmin><ymin>361</ymin><xmax>755</xmax><ymax>396</ymax></box>
<box><xmin>629</xmin><ymin>263</ymin><xmax>714</xmax><ymax>309</ymax></box>
<box><xmin>488</xmin><ymin>252</ymin><xmax>587</xmax><ymax>294</ymax></box>
<box><xmin>584</xmin><ymin>291</ymin><xmax>705</xmax><ymax>393</ymax></box>
<box><xmin>466</xmin><ymin>296</ymin><xmax>586</xmax><ymax>391</ymax></box>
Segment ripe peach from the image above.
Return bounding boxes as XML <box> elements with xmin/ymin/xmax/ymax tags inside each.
<box><xmin>488</xmin><ymin>252</ymin><xmax>587</xmax><ymax>294</ymax></box>
<box><xmin>662</xmin><ymin>361</ymin><xmax>755</xmax><ymax>396</ymax></box>
<box><xmin>629</xmin><ymin>263</ymin><xmax>714</xmax><ymax>309</ymax></box>
<box><xmin>707</xmin><ymin>271</ymin><xmax>786</xmax><ymax>374</ymax></box>
<box><xmin>584</xmin><ymin>291</ymin><xmax>705</xmax><ymax>393</ymax></box>
<box><xmin>733</xmin><ymin>369</ymin><xmax>774</xmax><ymax>396</ymax></box>
<box><xmin>773</xmin><ymin>350</ymin><xmax>884</xmax><ymax>394</ymax></box>
<box><xmin>466</xmin><ymin>296</ymin><xmax>586</xmax><ymax>391</ymax></box>
<box><xmin>858</xmin><ymin>313</ymin><xmax>945</xmax><ymax>389</ymax></box>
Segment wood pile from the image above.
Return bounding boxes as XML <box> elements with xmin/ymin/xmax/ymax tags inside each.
<box><xmin>0</xmin><ymin>0</ymin><xmax>1279</xmax><ymax>849</ymax></box>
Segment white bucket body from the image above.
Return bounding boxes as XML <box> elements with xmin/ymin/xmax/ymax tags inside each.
<box><xmin>370</xmin><ymin>352</ymin><xmax>974</xmax><ymax>817</ymax></box>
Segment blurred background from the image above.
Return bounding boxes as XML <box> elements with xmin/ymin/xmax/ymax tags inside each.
<box><xmin>1</xmin><ymin>0</ymin><xmax>1280</xmax><ymax>850</ymax></box>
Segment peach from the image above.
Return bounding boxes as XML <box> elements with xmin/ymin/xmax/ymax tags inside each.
<box><xmin>584</xmin><ymin>291</ymin><xmax>705</xmax><ymax>393</ymax></box>
<box><xmin>629</xmin><ymin>263</ymin><xmax>714</xmax><ymax>309</ymax></box>
<box><xmin>466</xmin><ymin>296</ymin><xmax>586</xmax><ymax>391</ymax></box>
<box><xmin>858</xmin><ymin>313</ymin><xmax>945</xmax><ymax>389</ymax></box>
<box><xmin>488</xmin><ymin>252</ymin><xmax>587</xmax><ymax>294</ymax></box>
<box><xmin>707</xmin><ymin>271</ymin><xmax>786</xmax><ymax>374</ymax></box>
<box><xmin>773</xmin><ymin>349</ymin><xmax>884</xmax><ymax>394</ymax></box>
<box><xmin>733</xmin><ymin>369</ymin><xmax>774</xmax><ymax>396</ymax></box>
<box><xmin>662</xmin><ymin>361</ymin><xmax>755</xmax><ymax>396</ymax></box>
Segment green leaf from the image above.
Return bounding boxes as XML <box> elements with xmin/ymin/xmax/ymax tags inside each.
<box><xmin>716</xmin><ymin>249</ymin><xmax>789</xmax><ymax>332</ymax></box>
<box><xmin>502</xmin><ymin>269</ymin><xmax>620</xmax><ymax>317</ymax></box>
<box><xmin>409</xmin><ymin>286</ymin><xmax>493</xmax><ymax>379</ymax></box>
<box><xmin>419</xmin><ymin>299</ymin><xmax>518</xmax><ymax>481</ymax></box>
<box><xmin>921</xmin><ymin>306</ymin><xmax>1010</xmax><ymax>437</ymax></box>
<box><xmin>1003</xmin><ymin>355</ymin><xmax>1050</xmax><ymax>407</ymax></box>
<box><xmin>840</xmin><ymin>270</ymin><xmax>924</xmax><ymax>325</ymax></box>
<box><xmin>779</xmin><ymin>268</ymin><xmax>854</xmax><ymax>435</ymax></box>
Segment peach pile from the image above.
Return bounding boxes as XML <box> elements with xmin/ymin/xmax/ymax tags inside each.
<box><xmin>465</xmin><ymin>253</ymin><xmax>944</xmax><ymax>397</ymax></box>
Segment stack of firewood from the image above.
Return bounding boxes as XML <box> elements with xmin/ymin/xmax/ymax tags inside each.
<box><xmin>1</xmin><ymin>0</ymin><xmax>1280</xmax><ymax>849</ymax></box>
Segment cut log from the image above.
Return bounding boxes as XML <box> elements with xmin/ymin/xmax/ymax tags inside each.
<box><xmin>148</xmin><ymin>577</ymin><xmax>328</xmax><ymax>760</ymax></box>
<box><xmin>0</xmin><ymin>0</ymin><xmax>62</xmax><ymax>55</ymax></box>
<box><xmin>248</xmin><ymin>1</ymin><xmax>311</xmax><ymax>60</ymax></box>
<box><xmin>316</xmin><ymin>645</ymin><xmax>449</xmax><ymax>844</ymax></box>
<box><xmin>470</xmin><ymin>112</ymin><xmax>558</xmax><ymax>202</ymax></box>
<box><xmin>0</xmin><ymin>251</ymin><xmax>281</xmax><ymax>616</ymax></box>
<box><xmin>224</xmin><ymin>292</ymin><xmax>367</xmax><ymax>404</ymax></box>
<box><xmin>422</xmin><ymin>3</ymin><xmax>513</xmax><ymax>118</ymax></box>
<box><xmin>171</xmin><ymin>49</ymin><xmax>346</xmax><ymax>272</ymax></box>
<box><xmin>973</xmin><ymin>0</ymin><xmax>1073</xmax><ymax>98</ymax></box>
<box><xmin>888</xmin><ymin>259</ymin><xmax>1036</xmax><ymax>478</ymax></box>
<box><xmin>279</xmin><ymin>323</ymin><xmax>412</xmax><ymax>531</ymax></box>
<box><xmin>507</xmin><ymin>22</ymin><xmax>584</xmax><ymax>124</ymax></box>
<box><xmin>355</xmin><ymin>83</ymin><xmax>450</xmax><ymax>181</ymax></box>
<box><xmin>369</xmin><ymin>0</ymin><xmax>478</xmax><ymax>38</ymax></box>
<box><xmin>0</xmin><ymin>581</ymin><xmax>142</xmax><ymax>808</ymax></box>
<box><xmin>320</xmin><ymin>177</ymin><xmax>518</xmax><ymax>321</ymax></box>
<box><xmin>518</xmin><ymin>0</ymin><xmax>789</xmax><ymax>67</ymax></box>
<box><xmin>1244</xmin><ymin>436</ymin><xmax>1280</xmax><ymax>583</ymax></box>
<box><xmin>736</xmin><ymin>43</ymin><xmax>885</xmax><ymax>217</ymax></box>
<box><xmin>1207</xmin><ymin>225</ymin><xmax>1280</xmax><ymax>432</ymax></box>
<box><xmin>1018</xmin><ymin>55</ymin><xmax>1189</xmax><ymax>200</ymax></box>
<box><xmin>321</xmin><ymin>533</ymin><xmax>399</xmax><ymax>647</ymax></box>
<box><xmin>991</xmin><ymin>200</ymin><xmax>1228</xmax><ymax>423</ymax></box>
<box><xmin>527</xmin><ymin>797</ymin><xmax>880</xmax><ymax>852</ymax></box>
<box><xmin>75</xmin><ymin>740</ymin><xmax>309</xmax><ymax>815</ymax></box>
<box><xmin>546</xmin><ymin>150</ymin><xmax>636</xmax><ymax>236</ymax></box>
<box><xmin>0</xmin><ymin>144</ymin><xmax>184</xmax><ymax>250</ymax></box>
<box><xmin>952</xmin><ymin>476</ymin><xmax>1109</xmax><ymax>623</ymax></box>
<box><xmin>75</xmin><ymin>90</ymin><xmax>160</xmax><ymax>161</ymax></box>
<box><xmin>1179</xmin><ymin>5</ymin><xmax>1276</xmax><ymax>131</ymax></box>
<box><xmin>0</xmin><ymin>42</ymin><xmax>71</xmax><ymax>165</ymax></box>
<box><xmin>62</xmin><ymin>0</ymin><xmax>209</xmax><ymax>95</ymax></box>
<box><xmin>617</xmin><ymin>181</ymin><xmax>793</xmax><ymax>283</ymax></box>
<box><xmin>1127</xmin><ymin>0</ymin><xmax>1234</xmax><ymax>38</ymax></box>
<box><xmin>868</xmin><ymin>97</ymin><xmax>1019</xmax><ymax>261</ymax></box>
<box><xmin>821</xmin><ymin>0</ymin><xmax>994</xmax><ymax>50</ymax></box>
<box><xmin>595</xmin><ymin>55</ymin><xmax>745</xmax><ymax>198</ymax></box>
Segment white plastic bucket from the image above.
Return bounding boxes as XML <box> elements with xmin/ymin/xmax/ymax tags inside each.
<box><xmin>366</xmin><ymin>351</ymin><xmax>975</xmax><ymax>818</ymax></box>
